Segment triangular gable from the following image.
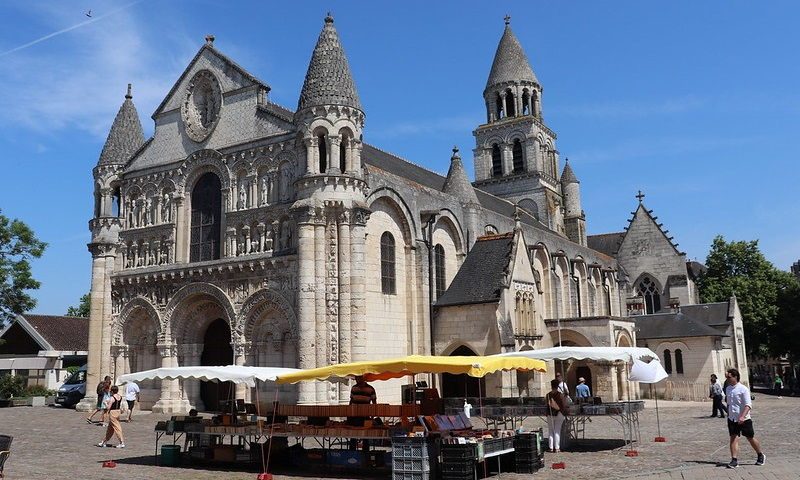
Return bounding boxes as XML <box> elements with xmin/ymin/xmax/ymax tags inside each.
<box><xmin>508</xmin><ymin>229</ymin><xmax>537</xmax><ymax>285</ymax></box>
<box><xmin>618</xmin><ymin>203</ymin><xmax>683</xmax><ymax>258</ymax></box>
<box><xmin>152</xmin><ymin>44</ymin><xmax>270</xmax><ymax>119</ymax></box>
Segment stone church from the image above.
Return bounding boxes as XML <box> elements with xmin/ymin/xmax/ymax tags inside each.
<box><xmin>82</xmin><ymin>15</ymin><xmax>747</xmax><ymax>412</ymax></box>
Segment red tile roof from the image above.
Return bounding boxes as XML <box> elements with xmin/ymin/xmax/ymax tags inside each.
<box><xmin>21</xmin><ymin>315</ymin><xmax>89</xmax><ymax>351</ymax></box>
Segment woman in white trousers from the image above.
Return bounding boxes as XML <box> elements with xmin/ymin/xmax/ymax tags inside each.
<box><xmin>545</xmin><ymin>378</ymin><xmax>570</xmax><ymax>452</ymax></box>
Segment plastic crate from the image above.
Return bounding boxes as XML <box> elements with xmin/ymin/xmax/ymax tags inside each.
<box><xmin>393</xmin><ymin>457</ymin><xmax>431</xmax><ymax>472</ymax></box>
<box><xmin>482</xmin><ymin>437</ymin><xmax>504</xmax><ymax>454</ymax></box>
<box><xmin>392</xmin><ymin>437</ymin><xmax>431</xmax><ymax>459</ymax></box>
<box><xmin>441</xmin><ymin>461</ymin><xmax>475</xmax><ymax>475</ymax></box>
<box><xmin>392</xmin><ymin>471</ymin><xmax>431</xmax><ymax>480</ymax></box>
<box><xmin>515</xmin><ymin>459</ymin><xmax>544</xmax><ymax>474</ymax></box>
<box><xmin>440</xmin><ymin>443</ymin><xmax>477</xmax><ymax>461</ymax></box>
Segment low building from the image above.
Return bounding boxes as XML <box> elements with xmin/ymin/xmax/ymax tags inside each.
<box><xmin>0</xmin><ymin>315</ymin><xmax>89</xmax><ymax>390</ymax></box>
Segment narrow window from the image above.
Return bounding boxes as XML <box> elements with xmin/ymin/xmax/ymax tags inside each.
<box><xmin>111</xmin><ymin>187</ymin><xmax>121</xmax><ymax>217</ymax></box>
<box><xmin>491</xmin><ymin>144</ymin><xmax>502</xmax><ymax>177</ymax></box>
<box><xmin>505</xmin><ymin>88</ymin><xmax>516</xmax><ymax>116</ymax></box>
<box><xmin>663</xmin><ymin>349</ymin><xmax>673</xmax><ymax>374</ymax></box>
<box><xmin>675</xmin><ymin>349</ymin><xmax>684</xmax><ymax>374</ymax></box>
<box><xmin>339</xmin><ymin>136</ymin><xmax>348</xmax><ymax>172</ymax></box>
<box><xmin>380</xmin><ymin>232</ymin><xmax>396</xmax><ymax>295</ymax></box>
<box><xmin>512</xmin><ymin>139</ymin><xmax>524</xmax><ymax>173</ymax></box>
<box><xmin>637</xmin><ymin>276</ymin><xmax>661</xmax><ymax>314</ymax></box>
<box><xmin>495</xmin><ymin>93</ymin><xmax>504</xmax><ymax>119</ymax></box>
<box><xmin>522</xmin><ymin>91</ymin><xmax>530</xmax><ymax>115</ymax></box>
<box><xmin>434</xmin><ymin>244</ymin><xmax>446</xmax><ymax>299</ymax></box>
<box><xmin>317</xmin><ymin>134</ymin><xmax>327</xmax><ymax>173</ymax></box>
<box><xmin>190</xmin><ymin>172</ymin><xmax>222</xmax><ymax>262</ymax></box>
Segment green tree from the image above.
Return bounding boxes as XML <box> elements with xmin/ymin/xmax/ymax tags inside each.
<box><xmin>697</xmin><ymin>235</ymin><xmax>796</xmax><ymax>357</ymax></box>
<box><xmin>0</xmin><ymin>209</ymin><xmax>47</xmax><ymax>324</ymax></box>
<box><xmin>772</xmin><ymin>277</ymin><xmax>800</xmax><ymax>360</ymax></box>
<box><xmin>66</xmin><ymin>293</ymin><xmax>90</xmax><ymax>317</ymax></box>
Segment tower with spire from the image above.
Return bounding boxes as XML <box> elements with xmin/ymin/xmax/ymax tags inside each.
<box><xmin>291</xmin><ymin>14</ymin><xmax>371</xmax><ymax>405</ymax></box>
<box><xmin>79</xmin><ymin>84</ymin><xmax>145</xmax><ymax>411</ymax></box>
<box><xmin>472</xmin><ymin>17</ymin><xmax>564</xmax><ymax>235</ymax></box>
<box><xmin>561</xmin><ymin>159</ymin><xmax>586</xmax><ymax>245</ymax></box>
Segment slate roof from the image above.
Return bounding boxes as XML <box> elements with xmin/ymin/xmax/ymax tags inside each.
<box><xmin>679</xmin><ymin>302</ymin><xmax>731</xmax><ymax>327</ymax></box>
<box><xmin>297</xmin><ymin>15</ymin><xmax>362</xmax><ymax>112</ymax></box>
<box><xmin>441</xmin><ymin>147</ymin><xmax>479</xmax><ymax>205</ymax></box>
<box><xmin>686</xmin><ymin>261</ymin><xmax>707</xmax><ymax>281</ymax></box>
<box><xmin>634</xmin><ymin>307</ymin><xmax>729</xmax><ymax>340</ymax></box>
<box><xmin>587</xmin><ymin>232</ymin><xmax>625</xmax><ymax>257</ymax></box>
<box><xmin>435</xmin><ymin>233</ymin><xmax>515</xmax><ymax>307</ymax></box>
<box><xmin>98</xmin><ymin>86</ymin><xmax>145</xmax><ymax>166</ymax></box>
<box><xmin>486</xmin><ymin>22</ymin><xmax>539</xmax><ymax>90</ymax></box>
<box><xmin>560</xmin><ymin>161</ymin><xmax>579</xmax><ymax>184</ymax></box>
<box><xmin>18</xmin><ymin>315</ymin><xmax>89</xmax><ymax>351</ymax></box>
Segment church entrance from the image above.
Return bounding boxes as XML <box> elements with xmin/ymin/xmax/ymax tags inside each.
<box><xmin>442</xmin><ymin>346</ymin><xmax>485</xmax><ymax>399</ymax></box>
<box><xmin>200</xmin><ymin>318</ymin><xmax>233</xmax><ymax>411</ymax></box>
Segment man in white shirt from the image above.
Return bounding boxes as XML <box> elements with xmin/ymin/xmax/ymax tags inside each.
<box><xmin>724</xmin><ymin>368</ymin><xmax>764</xmax><ymax>469</ymax></box>
<box><xmin>124</xmin><ymin>381</ymin><xmax>140</xmax><ymax>422</ymax></box>
<box><xmin>555</xmin><ymin>372</ymin><xmax>571</xmax><ymax>402</ymax></box>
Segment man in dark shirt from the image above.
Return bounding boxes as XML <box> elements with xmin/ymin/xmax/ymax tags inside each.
<box><xmin>350</xmin><ymin>376</ymin><xmax>377</xmax><ymax>405</ymax></box>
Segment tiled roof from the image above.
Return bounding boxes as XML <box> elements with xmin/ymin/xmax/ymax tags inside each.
<box><xmin>20</xmin><ymin>315</ymin><xmax>89</xmax><ymax>351</ymax></box>
<box><xmin>560</xmin><ymin>161</ymin><xmax>579</xmax><ymax>184</ymax></box>
<box><xmin>678</xmin><ymin>302</ymin><xmax>731</xmax><ymax>327</ymax></box>
<box><xmin>435</xmin><ymin>233</ymin><xmax>515</xmax><ymax>307</ymax></box>
<box><xmin>441</xmin><ymin>147</ymin><xmax>479</xmax><ymax>205</ymax></box>
<box><xmin>486</xmin><ymin>22</ymin><xmax>538</xmax><ymax>89</ymax></box>
<box><xmin>587</xmin><ymin>232</ymin><xmax>625</xmax><ymax>257</ymax></box>
<box><xmin>686</xmin><ymin>261</ymin><xmax>707</xmax><ymax>281</ymax></box>
<box><xmin>633</xmin><ymin>307</ymin><xmax>729</xmax><ymax>340</ymax></box>
<box><xmin>98</xmin><ymin>86</ymin><xmax>145</xmax><ymax>166</ymax></box>
<box><xmin>297</xmin><ymin>15</ymin><xmax>362</xmax><ymax>112</ymax></box>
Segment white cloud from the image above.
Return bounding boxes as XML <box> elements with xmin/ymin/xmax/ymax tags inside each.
<box><xmin>0</xmin><ymin>1</ymin><xmax>190</xmax><ymax>139</ymax></box>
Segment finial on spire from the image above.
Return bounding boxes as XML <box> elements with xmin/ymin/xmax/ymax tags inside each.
<box><xmin>125</xmin><ymin>83</ymin><xmax>132</xmax><ymax>99</ymax></box>
<box><xmin>451</xmin><ymin>145</ymin><xmax>460</xmax><ymax>160</ymax></box>
<box><xmin>325</xmin><ymin>12</ymin><xmax>334</xmax><ymax>24</ymax></box>
<box><xmin>636</xmin><ymin>190</ymin><xmax>645</xmax><ymax>203</ymax></box>
<box><xmin>504</xmin><ymin>14</ymin><xmax>511</xmax><ymax>25</ymax></box>
<box><xmin>205</xmin><ymin>34</ymin><xmax>215</xmax><ymax>46</ymax></box>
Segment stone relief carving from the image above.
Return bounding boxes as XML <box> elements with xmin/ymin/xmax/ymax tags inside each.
<box><xmin>182</xmin><ymin>70</ymin><xmax>223</xmax><ymax>142</ymax></box>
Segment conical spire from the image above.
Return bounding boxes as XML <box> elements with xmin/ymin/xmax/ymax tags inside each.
<box><xmin>561</xmin><ymin>159</ymin><xmax>579</xmax><ymax>184</ymax></box>
<box><xmin>98</xmin><ymin>84</ymin><xmax>145</xmax><ymax>166</ymax></box>
<box><xmin>485</xmin><ymin>17</ymin><xmax>538</xmax><ymax>90</ymax></box>
<box><xmin>297</xmin><ymin>13</ymin><xmax>362</xmax><ymax>112</ymax></box>
<box><xmin>442</xmin><ymin>146</ymin><xmax>479</xmax><ymax>205</ymax></box>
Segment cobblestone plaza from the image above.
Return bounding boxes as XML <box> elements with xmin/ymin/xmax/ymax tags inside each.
<box><xmin>1</xmin><ymin>395</ymin><xmax>796</xmax><ymax>479</ymax></box>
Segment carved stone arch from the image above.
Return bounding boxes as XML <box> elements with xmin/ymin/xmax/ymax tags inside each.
<box><xmin>310</xmin><ymin>119</ymin><xmax>334</xmax><ymax>135</ymax></box>
<box><xmin>554</xmin><ymin>328</ymin><xmax>592</xmax><ymax>347</ymax></box>
<box><xmin>482</xmin><ymin>135</ymin><xmax>505</xmax><ymax>149</ymax></box>
<box><xmin>142</xmin><ymin>182</ymin><xmax>158</xmax><ymax>196</ymax></box>
<box><xmin>113</xmin><ymin>296</ymin><xmax>161</xmax><ymax>345</ymax></box>
<box><xmin>615</xmin><ymin>329</ymin><xmax>634</xmax><ymax>348</ymax></box>
<box><xmin>366</xmin><ymin>187</ymin><xmax>417</xmax><ymax>245</ymax></box>
<box><xmin>125</xmin><ymin>184</ymin><xmax>142</xmax><ymax>198</ymax></box>
<box><xmin>484</xmin><ymin>224</ymin><xmax>499</xmax><ymax>235</ymax></box>
<box><xmin>506</xmin><ymin>130</ymin><xmax>528</xmax><ymax>144</ymax></box>
<box><xmin>254</xmin><ymin>156</ymin><xmax>275</xmax><ymax>174</ymax></box>
<box><xmin>159</xmin><ymin>178</ymin><xmax>176</xmax><ymax>193</ymax></box>
<box><xmin>178</xmin><ymin>149</ymin><xmax>231</xmax><ymax>192</ymax></box>
<box><xmin>434</xmin><ymin>209</ymin><xmax>466</xmax><ymax>255</ymax></box>
<box><xmin>237</xmin><ymin>289</ymin><xmax>298</xmax><ymax>342</ymax></box>
<box><xmin>229</xmin><ymin>157</ymin><xmax>253</xmax><ymax>177</ymax></box>
<box><xmin>441</xmin><ymin>342</ymin><xmax>482</xmax><ymax>356</ymax></box>
<box><xmin>164</xmin><ymin>282</ymin><xmax>237</xmax><ymax>342</ymax></box>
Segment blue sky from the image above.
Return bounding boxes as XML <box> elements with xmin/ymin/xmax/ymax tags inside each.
<box><xmin>0</xmin><ymin>1</ymin><xmax>798</xmax><ymax>315</ymax></box>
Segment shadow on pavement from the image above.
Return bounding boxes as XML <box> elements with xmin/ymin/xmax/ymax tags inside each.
<box><xmin>567</xmin><ymin>438</ymin><xmax>627</xmax><ymax>452</ymax></box>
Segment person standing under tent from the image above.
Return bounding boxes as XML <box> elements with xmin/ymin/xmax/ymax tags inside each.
<box><xmin>575</xmin><ymin>377</ymin><xmax>591</xmax><ymax>400</ymax></box>
<box><xmin>724</xmin><ymin>368</ymin><xmax>765</xmax><ymax>468</ymax></box>
<box><xmin>555</xmin><ymin>372</ymin><xmax>571</xmax><ymax>403</ymax></box>
<box><xmin>709</xmin><ymin>374</ymin><xmax>725</xmax><ymax>418</ymax></box>
<box><xmin>545</xmin><ymin>378</ymin><xmax>570</xmax><ymax>453</ymax></box>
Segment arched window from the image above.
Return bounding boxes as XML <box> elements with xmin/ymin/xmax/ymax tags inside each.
<box><xmin>663</xmin><ymin>349</ymin><xmax>673</xmax><ymax>374</ymax></box>
<box><xmin>317</xmin><ymin>134</ymin><xmax>327</xmax><ymax>173</ymax></box>
<box><xmin>518</xmin><ymin>199</ymin><xmax>539</xmax><ymax>220</ymax></box>
<box><xmin>339</xmin><ymin>135</ymin><xmax>348</xmax><ymax>172</ymax></box>
<box><xmin>637</xmin><ymin>276</ymin><xmax>661</xmax><ymax>314</ymax></box>
<box><xmin>190</xmin><ymin>172</ymin><xmax>222</xmax><ymax>262</ymax></box>
<box><xmin>491</xmin><ymin>144</ymin><xmax>502</xmax><ymax>177</ymax></box>
<box><xmin>380</xmin><ymin>232</ymin><xmax>396</xmax><ymax>295</ymax></box>
<box><xmin>505</xmin><ymin>88</ymin><xmax>516</xmax><ymax>116</ymax></box>
<box><xmin>522</xmin><ymin>90</ymin><xmax>530</xmax><ymax>115</ymax></box>
<box><xmin>675</xmin><ymin>349</ymin><xmax>684</xmax><ymax>374</ymax></box>
<box><xmin>495</xmin><ymin>93</ymin><xmax>504</xmax><ymax>119</ymax></box>
<box><xmin>512</xmin><ymin>139</ymin><xmax>524</xmax><ymax>173</ymax></box>
<box><xmin>111</xmin><ymin>187</ymin><xmax>121</xmax><ymax>217</ymax></box>
<box><xmin>434</xmin><ymin>244</ymin><xmax>446</xmax><ymax>299</ymax></box>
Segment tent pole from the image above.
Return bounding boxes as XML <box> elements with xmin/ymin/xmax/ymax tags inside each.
<box><xmin>654</xmin><ymin>385</ymin><xmax>661</xmax><ymax>438</ymax></box>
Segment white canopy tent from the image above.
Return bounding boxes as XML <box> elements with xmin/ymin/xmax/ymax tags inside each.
<box><xmin>117</xmin><ymin>365</ymin><xmax>300</xmax><ymax>387</ymax></box>
<box><xmin>499</xmin><ymin>346</ymin><xmax>663</xmax><ymax>365</ymax></box>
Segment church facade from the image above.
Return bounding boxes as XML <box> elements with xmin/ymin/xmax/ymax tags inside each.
<box><xmin>82</xmin><ymin>15</ymin><xmax>745</xmax><ymax>412</ymax></box>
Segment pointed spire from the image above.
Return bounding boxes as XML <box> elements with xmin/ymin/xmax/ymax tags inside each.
<box><xmin>442</xmin><ymin>146</ymin><xmax>479</xmax><ymax>205</ymax></box>
<box><xmin>297</xmin><ymin>13</ymin><xmax>362</xmax><ymax>112</ymax></box>
<box><xmin>560</xmin><ymin>158</ymin><xmax>579</xmax><ymax>184</ymax></box>
<box><xmin>98</xmin><ymin>84</ymin><xmax>145</xmax><ymax>166</ymax></box>
<box><xmin>486</xmin><ymin>17</ymin><xmax>538</xmax><ymax>90</ymax></box>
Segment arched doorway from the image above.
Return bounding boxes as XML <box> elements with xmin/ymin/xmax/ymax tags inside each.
<box><xmin>200</xmin><ymin>318</ymin><xmax>233</xmax><ymax>411</ymax></box>
<box><xmin>442</xmin><ymin>346</ymin><xmax>485</xmax><ymax>399</ymax></box>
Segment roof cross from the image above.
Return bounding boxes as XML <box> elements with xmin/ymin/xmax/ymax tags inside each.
<box><xmin>504</xmin><ymin>15</ymin><xmax>511</xmax><ymax>25</ymax></box>
<box><xmin>636</xmin><ymin>190</ymin><xmax>645</xmax><ymax>203</ymax></box>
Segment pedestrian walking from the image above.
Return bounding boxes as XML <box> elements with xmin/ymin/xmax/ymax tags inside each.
<box><xmin>709</xmin><ymin>374</ymin><xmax>725</xmax><ymax>418</ymax></box>
<box><xmin>545</xmin><ymin>378</ymin><xmax>570</xmax><ymax>453</ymax></box>
<box><xmin>97</xmin><ymin>385</ymin><xmax>125</xmax><ymax>448</ymax></box>
<box><xmin>773</xmin><ymin>374</ymin><xmax>783</xmax><ymax>395</ymax></box>
<box><xmin>124</xmin><ymin>381</ymin><xmax>140</xmax><ymax>422</ymax></box>
<box><xmin>86</xmin><ymin>376</ymin><xmax>111</xmax><ymax>424</ymax></box>
<box><xmin>724</xmin><ymin>368</ymin><xmax>764</xmax><ymax>468</ymax></box>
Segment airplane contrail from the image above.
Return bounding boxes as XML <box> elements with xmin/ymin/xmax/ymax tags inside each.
<box><xmin>0</xmin><ymin>0</ymin><xmax>144</xmax><ymax>58</ymax></box>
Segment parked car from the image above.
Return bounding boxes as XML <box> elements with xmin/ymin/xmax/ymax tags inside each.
<box><xmin>55</xmin><ymin>366</ymin><xmax>86</xmax><ymax>408</ymax></box>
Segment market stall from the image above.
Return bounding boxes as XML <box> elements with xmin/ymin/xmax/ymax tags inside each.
<box><xmin>497</xmin><ymin>346</ymin><xmax>667</xmax><ymax>450</ymax></box>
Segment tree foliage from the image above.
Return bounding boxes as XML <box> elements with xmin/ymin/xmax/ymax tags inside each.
<box><xmin>0</xmin><ymin>210</ymin><xmax>47</xmax><ymax>324</ymax></box>
<box><xmin>697</xmin><ymin>235</ymin><xmax>798</xmax><ymax>357</ymax></box>
<box><xmin>66</xmin><ymin>293</ymin><xmax>90</xmax><ymax>317</ymax></box>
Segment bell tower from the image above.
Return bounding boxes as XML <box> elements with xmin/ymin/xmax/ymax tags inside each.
<box><xmin>291</xmin><ymin>14</ymin><xmax>371</xmax><ymax>405</ymax></box>
<box><xmin>472</xmin><ymin>17</ymin><xmax>564</xmax><ymax>234</ymax></box>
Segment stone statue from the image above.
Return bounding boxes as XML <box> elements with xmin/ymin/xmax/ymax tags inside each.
<box><xmin>145</xmin><ymin>197</ymin><xmax>153</xmax><ymax>226</ymax></box>
<box><xmin>260</xmin><ymin>176</ymin><xmax>269</xmax><ymax>206</ymax></box>
<box><xmin>162</xmin><ymin>193</ymin><xmax>172</xmax><ymax>223</ymax></box>
<box><xmin>238</xmin><ymin>181</ymin><xmax>247</xmax><ymax>210</ymax></box>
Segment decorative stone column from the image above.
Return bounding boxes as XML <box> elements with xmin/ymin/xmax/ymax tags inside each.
<box><xmin>501</xmin><ymin>144</ymin><xmax>513</xmax><ymax>176</ymax></box>
<box><xmin>350</xmin><ymin>209</ymin><xmax>369</xmax><ymax>361</ymax></box>
<box><xmin>328</xmin><ymin>135</ymin><xmax>341</xmax><ymax>174</ymax></box>
<box><xmin>314</xmin><ymin>216</ymin><xmax>327</xmax><ymax>403</ymax></box>
<box><xmin>304</xmin><ymin>137</ymin><xmax>318</xmax><ymax>175</ymax></box>
<box><xmin>152</xmin><ymin>344</ymin><xmax>189</xmax><ymax>413</ymax></box>
<box><xmin>173</xmin><ymin>195</ymin><xmax>187</xmax><ymax>263</ymax></box>
<box><xmin>233</xmin><ymin>341</ymin><xmax>250</xmax><ymax>402</ymax></box>
<box><xmin>294</xmin><ymin>208</ymin><xmax>317</xmax><ymax>404</ymax></box>
<box><xmin>337</xmin><ymin>212</ymin><xmax>352</xmax><ymax>403</ymax></box>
